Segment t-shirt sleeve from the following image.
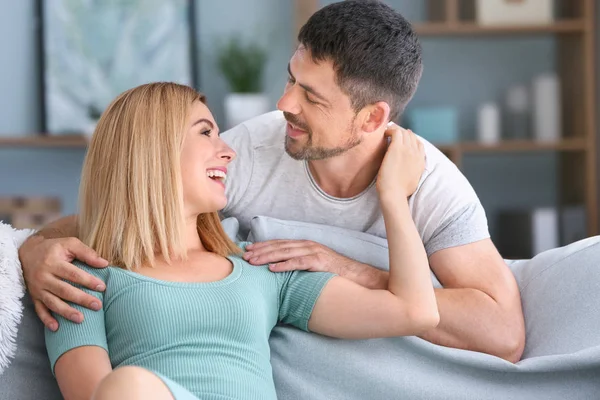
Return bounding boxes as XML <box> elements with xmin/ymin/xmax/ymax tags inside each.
<box><xmin>276</xmin><ymin>270</ymin><xmax>336</xmax><ymax>332</ymax></box>
<box><xmin>411</xmin><ymin>150</ymin><xmax>490</xmax><ymax>257</ymax></box>
<box><xmin>220</xmin><ymin>123</ymin><xmax>255</xmax><ymax>216</ymax></box>
<box><xmin>44</xmin><ymin>262</ymin><xmax>109</xmax><ymax>375</ymax></box>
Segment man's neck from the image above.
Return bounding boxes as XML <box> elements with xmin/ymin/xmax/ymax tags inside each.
<box><xmin>307</xmin><ymin>137</ymin><xmax>388</xmax><ymax>199</ymax></box>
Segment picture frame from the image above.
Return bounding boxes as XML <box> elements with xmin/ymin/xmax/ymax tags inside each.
<box><xmin>36</xmin><ymin>0</ymin><xmax>199</xmax><ymax>135</ymax></box>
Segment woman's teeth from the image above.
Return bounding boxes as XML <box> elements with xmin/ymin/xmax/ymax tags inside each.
<box><xmin>207</xmin><ymin>170</ymin><xmax>227</xmax><ymax>182</ymax></box>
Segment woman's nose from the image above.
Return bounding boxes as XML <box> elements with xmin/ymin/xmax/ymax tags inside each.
<box><xmin>219</xmin><ymin>142</ymin><xmax>236</xmax><ymax>162</ymax></box>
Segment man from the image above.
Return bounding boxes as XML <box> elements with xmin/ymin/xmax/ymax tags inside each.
<box><xmin>19</xmin><ymin>0</ymin><xmax>524</xmax><ymax>367</ymax></box>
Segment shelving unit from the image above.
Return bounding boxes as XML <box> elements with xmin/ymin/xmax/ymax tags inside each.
<box><xmin>295</xmin><ymin>0</ymin><xmax>598</xmax><ymax>237</ymax></box>
<box><xmin>0</xmin><ymin>135</ymin><xmax>87</xmax><ymax>148</ymax></box>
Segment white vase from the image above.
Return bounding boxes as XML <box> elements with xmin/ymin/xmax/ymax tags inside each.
<box><xmin>224</xmin><ymin>93</ymin><xmax>270</xmax><ymax>129</ymax></box>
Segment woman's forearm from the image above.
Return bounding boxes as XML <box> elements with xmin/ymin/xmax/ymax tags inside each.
<box><xmin>381</xmin><ymin>197</ymin><xmax>438</xmax><ymax>323</ymax></box>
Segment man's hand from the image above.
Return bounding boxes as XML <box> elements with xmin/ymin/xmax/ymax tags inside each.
<box><xmin>19</xmin><ymin>235</ymin><xmax>109</xmax><ymax>331</ymax></box>
<box><xmin>244</xmin><ymin>240</ymin><xmax>388</xmax><ymax>289</ymax></box>
<box><xmin>244</xmin><ymin>240</ymin><xmax>347</xmax><ymax>273</ymax></box>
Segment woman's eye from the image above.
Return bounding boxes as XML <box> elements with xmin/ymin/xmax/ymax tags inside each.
<box><xmin>201</xmin><ymin>130</ymin><xmax>212</xmax><ymax>137</ymax></box>
<box><xmin>287</xmin><ymin>76</ymin><xmax>295</xmax><ymax>84</ymax></box>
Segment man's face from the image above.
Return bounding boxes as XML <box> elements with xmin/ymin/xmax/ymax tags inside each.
<box><xmin>277</xmin><ymin>46</ymin><xmax>363</xmax><ymax>160</ymax></box>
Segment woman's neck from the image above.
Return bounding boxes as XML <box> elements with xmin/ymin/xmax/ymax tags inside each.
<box><xmin>184</xmin><ymin>216</ymin><xmax>206</xmax><ymax>252</ymax></box>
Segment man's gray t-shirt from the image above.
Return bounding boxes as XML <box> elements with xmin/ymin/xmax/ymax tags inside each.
<box><xmin>221</xmin><ymin>111</ymin><xmax>489</xmax><ymax>256</ymax></box>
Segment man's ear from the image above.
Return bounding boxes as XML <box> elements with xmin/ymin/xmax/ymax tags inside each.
<box><xmin>359</xmin><ymin>101</ymin><xmax>391</xmax><ymax>133</ymax></box>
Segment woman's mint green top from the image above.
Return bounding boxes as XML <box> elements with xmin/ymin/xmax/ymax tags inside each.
<box><xmin>45</xmin><ymin>244</ymin><xmax>334</xmax><ymax>400</ymax></box>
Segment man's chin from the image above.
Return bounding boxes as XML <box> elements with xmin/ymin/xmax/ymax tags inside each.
<box><xmin>284</xmin><ymin>137</ymin><xmax>305</xmax><ymax>159</ymax></box>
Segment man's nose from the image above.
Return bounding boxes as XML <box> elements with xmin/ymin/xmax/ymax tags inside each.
<box><xmin>277</xmin><ymin>88</ymin><xmax>301</xmax><ymax>115</ymax></box>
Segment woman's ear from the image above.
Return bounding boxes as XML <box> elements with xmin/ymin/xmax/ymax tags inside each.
<box><xmin>359</xmin><ymin>101</ymin><xmax>391</xmax><ymax>133</ymax></box>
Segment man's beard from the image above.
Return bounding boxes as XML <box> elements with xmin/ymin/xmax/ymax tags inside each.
<box><xmin>283</xmin><ymin>112</ymin><xmax>362</xmax><ymax>161</ymax></box>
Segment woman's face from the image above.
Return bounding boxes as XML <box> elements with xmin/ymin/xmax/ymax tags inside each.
<box><xmin>180</xmin><ymin>101</ymin><xmax>235</xmax><ymax>217</ymax></box>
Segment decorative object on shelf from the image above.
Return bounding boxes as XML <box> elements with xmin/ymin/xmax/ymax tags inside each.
<box><xmin>38</xmin><ymin>0</ymin><xmax>198</xmax><ymax>135</ymax></box>
<box><xmin>475</xmin><ymin>0</ymin><xmax>554</xmax><ymax>26</ymax></box>
<box><xmin>406</xmin><ymin>106</ymin><xmax>458</xmax><ymax>145</ymax></box>
<box><xmin>504</xmin><ymin>84</ymin><xmax>531</xmax><ymax>140</ymax></box>
<box><xmin>217</xmin><ymin>35</ymin><xmax>269</xmax><ymax>129</ymax></box>
<box><xmin>497</xmin><ymin>207</ymin><xmax>558</xmax><ymax>259</ymax></box>
<box><xmin>560</xmin><ymin>205</ymin><xmax>587</xmax><ymax>246</ymax></box>
<box><xmin>0</xmin><ymin>197</ymin><xmax>61</xmax><ymax>230</ymax></box>
<box><xmin>477</xmin><ymin>103</ymin><xmax>500</xmax><ymax>144</ymax></box>
<box><xmin>532</xmin><ymin>72</ymin><xmax>561</xmax><ymax>142</ymax></box>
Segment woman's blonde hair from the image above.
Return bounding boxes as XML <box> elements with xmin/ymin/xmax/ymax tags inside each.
<box><xmin>78</xmin><ymin>82</ymin><xmax>240</xmax><ymax>270</ymax></box>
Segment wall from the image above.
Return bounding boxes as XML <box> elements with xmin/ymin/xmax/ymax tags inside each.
<box><xmin>0</xmin><ymin>0</ymin><xmax>294</xmax><ymax>215</ymax></box>
<box><xmin>0</xmin><ymin>0</ymin><xmax>592</xmax><ymax>241</ymax></box>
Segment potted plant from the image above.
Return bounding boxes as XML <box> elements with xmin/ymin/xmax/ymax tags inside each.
<box><xmin>217</xmin><ymin>35</ymin><xmax>269</xmax><ymax>129</ymax></box>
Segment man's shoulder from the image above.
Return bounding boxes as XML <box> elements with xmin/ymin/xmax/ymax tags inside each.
<box><xmin>221</xmin><ymin>111</ymin><xmax>286</xmax><ymax>150</ymax></box>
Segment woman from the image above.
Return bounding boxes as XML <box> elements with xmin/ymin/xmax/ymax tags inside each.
<box><xmin>45</xmin><ymin>82</ymin><xmax>438</xmax><ymax>400</ymax></box>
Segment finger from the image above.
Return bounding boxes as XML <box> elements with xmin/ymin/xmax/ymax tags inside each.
<box><xmin>268</xmin><ymin>259</ymin><xmax>312</xmax><ymax>272</ymax></box>
<box><xmin>244</xmin><ymin>241</ymin><xmax>311</xmax><ymax>259</ymax></box>
<box><xmin>245</xmin><ymin>239</ymin><xmax>292</xmax><ymax>250</ymax></box>
<box><xmin>57</xmin><ymin>261</ymin><xmax>106</xmax><ymax>292</ymax></box>
<box><xmin>384</xmin><ymin>122</ymin><xmax>402</xmax><ymax>138</ymax></box>
<box><xmin>64</xmin><ymin>238</ymin><xmax>108</xmax><ymax>268</ymax></box>
<box><xmin>48</xmin><ymin>278</ymin><xmax>102</xmax><ymax>311</ymax></box>
<box><xmin>245</xmin><ymin>246</ymin><xmax>316</xmax><ymax>265</ymax></box>
<box><xmin>41</xmin><ymin>291</ymin><xmax>84</xmax><ymax>324</ymax></box>
<box><xmin>34</xmin><ymin>300</ymin><xmax>58</xmax><ymax>332</ymax></box>
<box><xmin>408</xmin><ymin>129</ymin><xmax>419</xmax><ymax>150</ymax></box>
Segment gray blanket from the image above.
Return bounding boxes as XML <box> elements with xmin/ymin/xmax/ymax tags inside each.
<box><xmin>250</xmin><ymin>216</ymin><xmax>600</xmax><ymax>400</ymax></box>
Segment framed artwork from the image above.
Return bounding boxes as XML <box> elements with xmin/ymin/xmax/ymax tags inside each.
<box><xmin>37</xmin><ymin>0</ymin><xmax>198</xmax><ymax>135</ymax></box>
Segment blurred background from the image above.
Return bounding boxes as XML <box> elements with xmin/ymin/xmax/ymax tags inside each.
<box><xmin>0</xmin><ymin>0</ymin><xmax>598</xmax><ymax>260</ymax></box>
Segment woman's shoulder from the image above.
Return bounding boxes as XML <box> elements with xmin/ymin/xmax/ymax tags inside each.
<box><xmin>71</xmin><ymin>259</ymin><xmax>125</xmax><ymax>283</ymax></box>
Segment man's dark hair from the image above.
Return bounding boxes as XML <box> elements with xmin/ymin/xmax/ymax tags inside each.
<box><xmin>298</xmin><ymin>0</ymin><xmax>422</xmax><ymax>120</ymax></box>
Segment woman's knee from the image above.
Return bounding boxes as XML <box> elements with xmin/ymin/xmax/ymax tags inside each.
<box><xmin>92</xmin><ymin>366</ymin><xmax>173</xmax><ymax>400</ymax></box>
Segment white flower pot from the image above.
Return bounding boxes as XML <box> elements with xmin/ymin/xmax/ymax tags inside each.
<box><xmin>224</xmin><ymin>93</ymin><xmax>270</xmax><ymax>129</ymax></box>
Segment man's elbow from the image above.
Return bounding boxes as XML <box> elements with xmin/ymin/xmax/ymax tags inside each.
<box><xmin>492</xmin><ymin>326</ymin><xmax>525</xmax><ymax>363</ymax></box>
<box><xmin>406</xmin><ymin>308</ymin><xmax>440</xmax><ymax>336</ymax></box>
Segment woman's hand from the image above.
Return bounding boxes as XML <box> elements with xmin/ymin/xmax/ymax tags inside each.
<box><xmin>376</xmin><ymin>123</ymin><xmax>425</xmax><ymax>201</ymax></box>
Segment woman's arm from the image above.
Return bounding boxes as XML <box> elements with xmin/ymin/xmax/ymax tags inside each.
<box><xmin>308</xmin><ymin>127</ymin><xmax>438</xmax><ymax>339</ymax></box>
<box><xmin>54</xmin><ymin>346</ymin><xmax>112</xmax><ymax>400</ymax></box>
<box><xmin>308</xmin><ymin>200</ymin><xmax>439</xmax><ymax>339</ymax></box>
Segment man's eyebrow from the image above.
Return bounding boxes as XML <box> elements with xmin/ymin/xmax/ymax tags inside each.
<box><xmin>287</xmin><ymin>63</ymin><xmax>329</xmax><ymax>105</ymax></box>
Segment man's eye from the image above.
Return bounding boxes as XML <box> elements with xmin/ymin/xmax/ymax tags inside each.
<box><xmin>305</xmin><ymin>94</ymin><xmax>318</xmax><ymax>105</ymax></box>
<box><xmin>287</xmin><ymin>76</ymin><xmax>295</xmax><ymax>84</ymax></box>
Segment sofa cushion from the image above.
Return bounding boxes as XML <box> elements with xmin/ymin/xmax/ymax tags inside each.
<box><xmin>249</xmin><ymin>215</ymin><xmax>600</xmax><ymax>400</ymax></box>
<box><xmin>248</xmin><ymin>215</ymin><xmax>600</xmax><ymax>360</ymax></box>
<box><xmin>0</xmin><ymin>294</ymin><xmax>62</xmax><ymax>400</ymax></box>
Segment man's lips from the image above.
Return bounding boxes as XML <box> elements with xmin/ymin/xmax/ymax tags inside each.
<box><xmin>286</xmin><ymin>122</ymin><xmax>307</xmax><ymax>138</ymax></box>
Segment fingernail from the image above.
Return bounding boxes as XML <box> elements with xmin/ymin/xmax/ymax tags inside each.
<box><xmin>71</xmin><ymin>313</ymin><xmax>82</xmax><ymax>323</ymax></box>
<box><xmin>48</xmin><ymin>322</ymin><xmax>58</xmax><ymax>332</ymax></box>
<box><xmin>95</xmin><ymin>284</ymin><xmax>105</xmax><ymax>291</ymax></box>
<box><xmin>251</xmin><ymin>257</ymin><xmax>259</xmax><ymax>264</ymax></box>
<box><xmin>244</xmin><ymin>251</ymin><xmax>253</xmax><ymax>258</ymax></box>
<box><xmin>90</xmin><ymin>302</ymin><xmax>100</xmax><ymax>310</ymax></box>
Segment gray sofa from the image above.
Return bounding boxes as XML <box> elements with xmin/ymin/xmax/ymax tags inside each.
<box><xmin>1</xmin><ymin>217</ymin><xmax>599</xmax><ymax>399</ymax></box>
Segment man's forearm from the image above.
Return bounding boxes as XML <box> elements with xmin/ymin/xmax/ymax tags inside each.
<box><xmin>340</xmin><ymin>261</ymin><xmax>389</xmax><ymax>290</ymax></box>
<box><xmin>31</xmin><ymin>215</ymin><xmax>78</xmax><ymax>240</ymax></box>
<box><xmin>419</xmin><ymin>287</ymin><xmax>523</xmax><ymax>362</ymax></box>
<box><xmin>339</xmin><ymin>265</ymin><xmax>523</xmax><ymax>362</ymax></box>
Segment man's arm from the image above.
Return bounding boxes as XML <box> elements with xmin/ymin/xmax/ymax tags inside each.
<box><xmin>422</xmin><ymin>239</ymin><xmax>525</xmax><ymax>362</ymax></box>
<box><xmin>335</xmin><ymin>240</ymin><xmax>525</xmax><ymax>362</ymax></box>
<box><xmin>19</xmin><ymin>215</ymin><xmax>108</xmax><ymax>331</ymax></box>
<box><xmin>244</xmin><ymin>239</ymin><xmax>524</xmax><ymax>362</ymax></box>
